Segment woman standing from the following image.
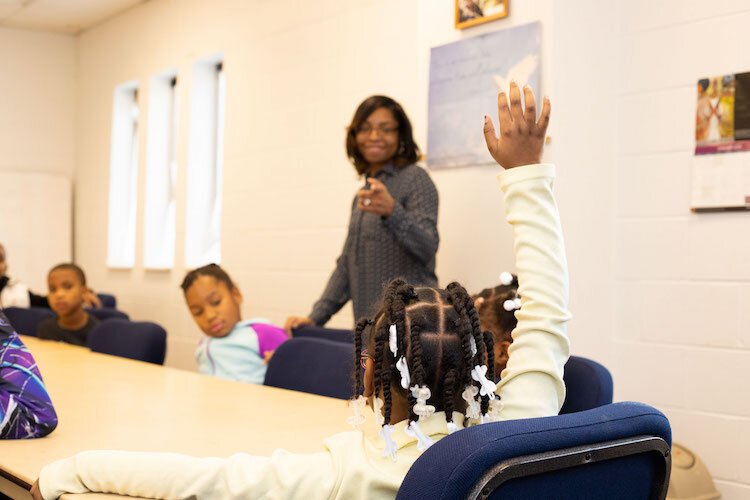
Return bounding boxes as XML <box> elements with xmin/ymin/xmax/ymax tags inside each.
<box><xmin>285</xmin><ymin>96</ymin><xmax>439</xmax><ymax>330</ymax></box>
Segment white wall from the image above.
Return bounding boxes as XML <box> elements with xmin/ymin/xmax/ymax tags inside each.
<box><xmin>0</xmin><ymin>27</ymin><xmax>75</xmax><ymax>290</ymax></box>
<box><xmin>72</xmin><ymin>1</ymin><xmax>750</xmax><ymax>495</ymax></box>
<box><xmin>74</xmin><ymin>0</ymin><xmax>561</xmax><ymax>370</ymax></box>
<box><xmin>612</xmin><ymin>1</ymin><xmax>750</xmax><ymax>498</ymax></box>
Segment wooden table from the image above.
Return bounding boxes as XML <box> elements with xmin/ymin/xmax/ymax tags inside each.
<box><xmin>0</xmin><ymin>337</ymin><xmax>351</xmax><ymax>499</ymax></box>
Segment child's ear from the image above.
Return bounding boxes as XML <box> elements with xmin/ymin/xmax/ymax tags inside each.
<box><xmin>232</xmin><ymin>286</ymin><xmax>243</xmax><ymax>305</ymax></box>
<box><xmin>364</xmin><ymin>358</ymin><xmax>375</xmax><ymax>398</ymax></box>
<box><xmin>496</xmin><ymin>340</ymin><xmax>511</xmax><ymax>367</ymax></box>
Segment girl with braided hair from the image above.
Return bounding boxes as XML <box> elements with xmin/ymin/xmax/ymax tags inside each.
<box><xmin>473</xmin><ymin>272</ymin><xmax>521</xmax><ymax>377</ymax></box>
<box><xmin>33</xmin><ymin>82</ymin><xmax>569</xmax><ymax>500</ymax></box>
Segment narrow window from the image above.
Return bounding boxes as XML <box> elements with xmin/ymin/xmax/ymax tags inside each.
<box><xmin>143</xmin><ymin>72</ymin><xmax>178</xmax><ymax>269</ymax></box>
<box><xmin>107</xmin><ymin>82</ymin><xmax>139</xmax><ymax>268</ymax></box>
<box><xmin>185</xmin><ymin>58</ymin><xmax>225</xmax><ymax>267</ymax></box>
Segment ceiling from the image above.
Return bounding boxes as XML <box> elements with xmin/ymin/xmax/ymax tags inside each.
<box><xmin>0</xmin><ymin>0</ymin><xmax>147</xmax><ymax>35</ymax></box>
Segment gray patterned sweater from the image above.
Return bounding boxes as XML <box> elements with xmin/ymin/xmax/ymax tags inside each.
<box><xmin>309</xmin><ymin>163</ymin><xmax>439</xmax><ymax>324</ymax></box>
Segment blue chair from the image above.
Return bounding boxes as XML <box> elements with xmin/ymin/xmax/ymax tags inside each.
<box><xmin>3</xmin><ymin>307</ymin><xmax>54</xmax><ymax>336</ymax></box>
<box><xmin>87</xmin><ymin>319</ymin><xmax>167</xmax><ymax>365</ymax></box>
<box><xmin>292</xmin><ymin>325</ymin><xmax>354</xmax><ymax>344</ymax></box>
<box><xmin>97</xmin><ymin>293</ymin><xmax>117</xmax><ymax>308</ymax></box>
<box><xmin>397</xmin><ymin>401</ymin><xmax>671</xmax><ymax>500</ymax></box>
<box><xmin>264</xmin><ymin>337</ymin><xmax>354</xmax><ymax>399</ymax></box>
<box><xmin>88</xmin><ymin>308</ymin><xmax>130</xmax><ymax>322</ymax></box>
<box><xmin>561</xmin><ymin>355</ymin><xmax>614</xmax><ymax>414</ymax></box>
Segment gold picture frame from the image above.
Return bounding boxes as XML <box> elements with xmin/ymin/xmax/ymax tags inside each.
<box><xmin>455</xmin><ymin>0</ymin><xmax>509</xmax><ymax>30</ymax></box>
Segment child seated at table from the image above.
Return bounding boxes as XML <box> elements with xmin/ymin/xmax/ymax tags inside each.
<box><xmin>36</xmin><ymin>264</ymin><xmax>100</xmax><ymax>346</ymax></box>
<box><xmin>182</xmin><ymin>264</ymin><xmax>288</xmax><ymax>384</ymax></box>
<box><xmin>33</xmin><ymin>83</ymin><xmax>569</xmax><ymax>500</ymax></box>
<box><xmin>474</xmin><ymin>272</ymin><xmax>520</xmax><ymax>377</ymax></box>
<box><xmin>0</xmin><ymin>308</ymin><xmax>57</xmax><ymax>439</ymax></box>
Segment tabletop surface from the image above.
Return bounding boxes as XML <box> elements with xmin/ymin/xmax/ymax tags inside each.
<box><xmin>0</xmin><ymin>336</ymin><xmax>352</xmax><ymax>498</ymax></box>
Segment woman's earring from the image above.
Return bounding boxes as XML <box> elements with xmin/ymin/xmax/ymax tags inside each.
<box><xmin>398</xmin><ymin>142</ymin><xmax>405</xmax><ymax>154</ymax></box>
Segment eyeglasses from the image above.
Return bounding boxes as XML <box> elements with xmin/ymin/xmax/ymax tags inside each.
<box><xmin>355</xmin><ymin>124</ymin><xmax>399</xmax><ymax>137</ymax></box>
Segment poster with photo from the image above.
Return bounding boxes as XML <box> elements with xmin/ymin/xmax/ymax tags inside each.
<box><xmin>695</xmin><ymin>72</ymin><xmax>750</xmax><ymax>154</ymax></box>
<box><xmin>691</xmin><ymin>71</ymin><xmax>750</xmax><ymax>211</ymax></box>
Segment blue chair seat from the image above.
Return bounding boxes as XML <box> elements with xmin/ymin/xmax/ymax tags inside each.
<box><xmin>292</xmin><ymin>325</ymin><xmax>354</xmax><ymax>344</ymax></box>
<box><xmin>397</xmin><ymin>402</ymin><xmax>671</xmax><ymax>500</ymax></box>
<box><xmin>96</xmin><ymin>293</ymin><xmax>117</xmax><ymax>308</ymax></box>
<box><xmin>264</xmin><ymin>337</ymin><xmax>353</xmax><ymax>399</ymax></box>
<box><xmin>3</xmin><ymin>307</ymin><xmax>54</xmax><ymax>337</ymax></box>
<box><xmin>87</xmin><ymin>319</ymin><xmax>166</xmax><ymax>365</ymax></box>
<box><xmin>561</xmin><ymin>355</ymin><xmax>614</xmax><ymax>414</ymax></box>
<box><xmin>88</xmin><ymin>308</ymin><xmax>129</xmax><ymax>322</ymax></box>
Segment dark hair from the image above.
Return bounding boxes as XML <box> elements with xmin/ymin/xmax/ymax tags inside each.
<box><xmin>49</xmin><ymin>263</ymin><xmax>86</xmax><ymax>286</ymax></box>
<box><xmin>473</xmin><ymin>275</ymin><xmax>520</xmax><ymax>346</ymax></box>
<box><xmin>353</xmin><ymin>279</ymin><xmax>495</xmax><ymax>428</ymax></box>
<box><xmin>181</xmin><ymin>263</ymin><xmax>235</xmax><ymax>294</ymax></box>
<box><xmin>346</xmin><ymin>95</ymin><xmax>421</xmax><ymax>175</ymax></box>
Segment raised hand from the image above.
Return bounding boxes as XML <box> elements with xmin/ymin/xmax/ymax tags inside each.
<box><xmin>483</xmin><ymin>81</ymin><xmax>550</xmax><ymax>169</ymax></box>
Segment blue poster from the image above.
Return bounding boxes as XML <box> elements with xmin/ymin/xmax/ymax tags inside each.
<box><xmin>427</xmin><ymin>22</ymin><xmax>541</xmax><ymax>169</ymax></box>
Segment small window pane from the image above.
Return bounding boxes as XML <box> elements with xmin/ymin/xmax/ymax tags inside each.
<box><xmin>107</xmin><ymin>82</ymin><xmax>139</xmax><ymax>268</ymax></box>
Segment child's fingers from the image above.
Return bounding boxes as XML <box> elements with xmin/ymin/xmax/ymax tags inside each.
<box><xmin>523</xmin><ymin>85</ymin><xmax>537</xmax><ymax>126</ymax></box>
<box><xmin>537</xmin><ymin>96</ymin><xmax>551</xmax><ymax>135</ymax></box>
<box><xmin>496</xmin><ymin>91</ymin><xmax>512</xmax><ymax>135</ymax></box>
<box><xmin>483</xmin><ymin>114</ymin><xmax>498</xmax><ymax>155</ymax></box>
<box><xmin>509</xmin><ymin>81</ymin><xmax>525</xmax><ymax>125</ymax></box>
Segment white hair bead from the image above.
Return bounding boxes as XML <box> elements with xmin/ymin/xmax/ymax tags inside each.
<box><xmin>499</xmin><ymin>271</ymin><xmax>514</xmax><ymax>285</ymax></box>
<box><xmin>503</xmin><ymin>299</ymin><xmax>516</xmax><ymax>311</ymax></box>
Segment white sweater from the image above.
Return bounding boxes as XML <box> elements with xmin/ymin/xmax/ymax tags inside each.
<box><xmin>0</xmin><ymin>278</ymin><xmax>29</xmax><ymax>308</ymax></box>
<box><xmin>39</xmin><ymin>163</ymin><xmax>571</xmax><ymax>499</ymax></box>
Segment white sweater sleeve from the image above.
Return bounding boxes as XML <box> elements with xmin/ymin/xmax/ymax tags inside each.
<box><xmin>39</xmin><ymin>449</ymin><xmax>338</xmax><ymax>500</ymax></box>
<box><xmin>495</xmin><ymin>163</ymin><xmax>571</xmax><ymax>420</ymax></box>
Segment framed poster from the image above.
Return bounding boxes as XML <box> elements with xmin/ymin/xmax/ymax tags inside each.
<box><xmin>455</xmin><ymin>0</ymin><xmax>509</xmax><ymax>30</ymax></box>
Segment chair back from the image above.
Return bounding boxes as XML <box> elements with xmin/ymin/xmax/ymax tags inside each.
<box><xmin>264</xmin><ymin>337</ymin><xmax>353</xmax><ymax>399</ymax></box>
<box><xmin>87</xmin><ymin>319</ymin><xmax>166</xmax><ymax>365</ymax></box>
<box><xmin>97</xmin><ymin>293</ymin><xmax>117</xmax><ymax>308</ymax></box>
<box><xmin>3</xmin><ymin>307</ymin><xmax>54</xmax><ymax>336</ymax></box>
<box><xmin>560</xmin><ymin>355</ymin><xmax>614</xmax><ymax>414</ymax></box>
<box><xmin>397</xmin><ymin>402</ymin><xmax>671</xmax><ymax>500</ymax></box>
<box><xmin>292</xmin><ymin>325</ymin><xmax>354</xmax><ymax>344</ymax></box>
<box><xmin>88</xmin><ymin>308</ymin><xmax>130</xmax><ymax>322</ymax></box>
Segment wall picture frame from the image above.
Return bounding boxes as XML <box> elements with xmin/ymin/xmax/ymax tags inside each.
<box><xmin>455</xmin><ymin>0</ymin><xmax>509</xmax><ymax>30</ymax></box>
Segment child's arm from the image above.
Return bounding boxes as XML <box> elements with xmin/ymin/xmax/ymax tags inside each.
<box><xmin>0</xmin><ymin>310</ymin><xmax>58</xmax><ymax>439</ymax></box>
<box><xmin>484</xmin><ymin>83</ymin><xmax>571</xmax><ymax>420</ymax></box>
<box><xmin>36</xmin><ymin>449</ymin><xmax>339</xmax><ymax>500</ymax></box>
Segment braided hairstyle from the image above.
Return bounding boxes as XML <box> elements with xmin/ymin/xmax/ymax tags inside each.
<box><xmin>353</xmin><ymin>279</ymin><xmax>496</xmax><ymax>430</ymax></box>
<box><xmin>473</xmin><ymin>275</ymin><xmax>520</xmax><ymax>376</ymax></box>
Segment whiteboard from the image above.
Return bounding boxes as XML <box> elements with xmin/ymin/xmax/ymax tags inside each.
<box><xmin>0</xmin><ymin>171</ymin><xmax>72</xmax><ymax>292</ymax></box>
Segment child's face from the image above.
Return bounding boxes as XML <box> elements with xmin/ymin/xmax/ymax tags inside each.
<box><xmin>48</xmin><ymin>269</ymin><xmax>86</xmax><ymax>317</ymax></box>
<box><xmin>185</xmin><ymin>276</ymin><xmax>242</xmax><ymax>338</ymax></box>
